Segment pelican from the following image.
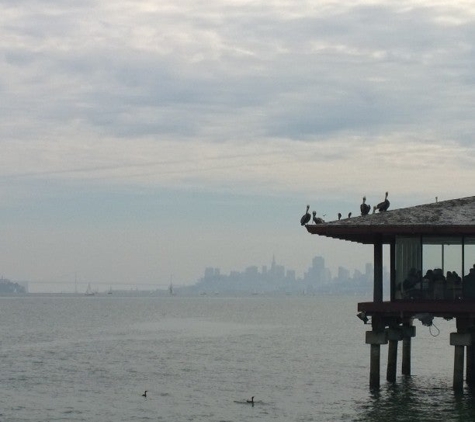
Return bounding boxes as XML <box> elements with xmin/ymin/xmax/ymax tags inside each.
<box><xmin>375</xmin><ymin>191</ymin><xmax>390</xmax><ymax>212</ymax></box>
<box><xmin>312</xmin><ymin>211</ymin><xmax>325</xmax><ymax>224</ymax></box>
<box><xmin>360</xmin><ymin>196</ymin><xmax>371</xmax><ymax>216</ymax></box>
<box><xmin>142</xmin><ymin>390</ymin><xmax>147</xmax><ymax>397</ymax></box>
<box><xmin>300</xmin><ymin>205</ymin><xmax>311</xmax><ymax>226</ymax></box>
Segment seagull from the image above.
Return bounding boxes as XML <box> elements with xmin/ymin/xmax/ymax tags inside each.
<box><xmin>360</xmin><ymin>196</ymin><xmax>371</xmax><ymax>216</ymax></box>
<box><xmin>312</xmin><ymin>211</ymin><xmax>325</xmax><ymax>224</ymax></box>
<box><xmin>374</xmin><ymin>191</ymin><xmax>390</xmax><ymax>212</ymax></box>
<box><xmin>142</xmin><ymin>390</ymin><xmax>147</xmax><ymax>398</ymax></box>
<box><xmin>300</xmin><ymin>205</ymin><xmax>311</xmax><ymax>226</ymax></box>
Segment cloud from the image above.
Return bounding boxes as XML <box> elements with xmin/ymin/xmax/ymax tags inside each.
<box><xmin>3</xmin><ymin>1</ymin><xmax>475</xmax><ymax>286</ymax></box>
<box><xmin>3</xmin><ymin>0</ymin><xmax>475</xmax><ymax>145</ymax></box>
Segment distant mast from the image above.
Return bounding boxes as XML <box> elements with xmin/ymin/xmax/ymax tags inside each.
<box><xmin>169</xmin><ymin>275</ymin><xmax>175</xmax><ymax>296</ymax></box>
<box><xmin>85</xmin><ymin>283</ymin><xmax>94</xmax><ymax>296</ymax></box>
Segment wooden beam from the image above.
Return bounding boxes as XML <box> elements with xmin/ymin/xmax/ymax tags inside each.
<box><xmin>374</xmin><ymin>237</ymin><xmax>383</xmax><ymax>303</ymax></box>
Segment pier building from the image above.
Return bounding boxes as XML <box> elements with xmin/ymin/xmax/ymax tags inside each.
<box><xmin>306</xmin><ymin>196</ymin><xmax>475</xmax><ymax>391</ymax></box>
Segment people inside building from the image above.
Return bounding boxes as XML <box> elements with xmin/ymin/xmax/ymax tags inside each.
<box><xmin>463</xmin><ymin>265</ymin><xmax>475</xmax><ymax>299</ymax></box>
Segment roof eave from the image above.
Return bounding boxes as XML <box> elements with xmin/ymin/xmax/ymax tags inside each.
<box><xmin>306</xmin><ymin>224</ymin><xmax>475</xmax><ymax>244</ymax></box>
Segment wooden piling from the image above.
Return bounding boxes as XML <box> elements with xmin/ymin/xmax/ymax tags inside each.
<box><xmin>366</xmin><ymin>329</ymin><xmax>387</xmax><ymax>389</ymax></box>
<box><xmin>370</xmin><ymin>344</ymin><xmax>380</xmax><ymax>389</ymax></box>
<box><xmin>402</xmin><ymin>336</ymin><xmax>411</xmax><ymax>376</ymax></box>
<box><xmin>466</xmin><ymin>345</ymin><xmax>474</xmax><ymax>384</ymax></box>
<box><xmin>373</xmin><ymin>239</ymin><xmax>383</xmax><ymax>303</ymax></box>
<box><xmin>450</xmin><ymin>331</ymin><xmax>472</xmax><ymax>391</ymax></box>
<box><xmin>466</xmin><ymin>327</ymin><xmax>475</xmax><ymax>385</ymax></box>
<box><xmin>387</xmin><ymin>339</ymin><xmax>398</xmax><ymax>382</ymax></box>
<box><xmin>454</xmin><ymin>345</ymin><xmax>464</xmax><ymax>392</ymax></box>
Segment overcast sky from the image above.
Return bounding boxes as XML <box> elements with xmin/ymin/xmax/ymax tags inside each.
<box><xmin>2</xmin><ymin>1</ymin><xmax>475</xmax><ymax>291</ymax></box>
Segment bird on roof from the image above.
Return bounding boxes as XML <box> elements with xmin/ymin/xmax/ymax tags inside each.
<box><xmin>374</xmin><ymin>191</ymin><xmax>390</xmax><ymax>213</ymax></box>
<box><xmin>338</xmin><ymin>213</ymin><xmax>342</xmax><ymax>220</ymax></box>
<box><xmin>348</xmin><ymin>212</ymin><xmax>352</xmax><ymax>218</ymax></box>
<box><xmin>300</xmin><ymin>205</ymin><xmax>311</xmax><ymax>226</ymax></box>
<box><xmin>312</xmin><ymin>211</ymin><xmax>325</xmax><ymax>224</ymax></box>
<box><xmin>360</xmin><ymin>196</ymin><xmax>371</xmax><ymax>216</ymax></box>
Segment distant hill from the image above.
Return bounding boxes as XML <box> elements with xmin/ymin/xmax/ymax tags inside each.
<box><xmin>0</xmin><ymin>277</ymin><xmax>26</xmax><ymax>293</ymax></box>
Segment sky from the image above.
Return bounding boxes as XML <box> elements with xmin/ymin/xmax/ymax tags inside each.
<box><xmin>2</xmin><ymin>1</ymin><xmax>475</xmax><ymax>292</ymax></box>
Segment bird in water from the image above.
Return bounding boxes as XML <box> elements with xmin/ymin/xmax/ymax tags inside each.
<box><xmin>300</xmin><ymin>205</ymin><xmax>311</xmax><ymax>226</ymax></box>
<box><xmin>312</xmin><ymin>211</ymin><xmax>325</xmax><ymax>224</ymax></box>
<box><xmin>142</xmin><ymin>390</ymin><xmax>147</xmax><ymax>398</ymax></box>
<box><xmin>338</xmin><ymin>213</ymin><xmax>342</xmax><ymax>220</ymax></box>
<box><xmin>247</xmin><ymin>396</ymin><xmax>255</xmax><ymax>406</ymax></box>
<box><xmin>360</xmin><ymin>196</ymin><xmax>371</xmax><ymax>216</ymax></box>
<box><xmin>374</xmin><ymin>191</ymin><xmax>390</xmax><ymax>213</ymax></box>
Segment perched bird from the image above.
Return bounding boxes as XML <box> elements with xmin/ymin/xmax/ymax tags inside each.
<box><xmin>312</xmin><ymin>211</ymin><xmax>325</xmax><ymax>224</ymax></box>
<box><xmin>348</xmin><ymin>212</ymin><xmax>352</xmax><ymax>219</ymax></box>
<box><xmin>247</xmin><ymin>396</ymin><xmax>255</xmax><ymax>406</ymax></box>
<box><xmin>374</xmin><ymin>191</ymin><xmax>390</xmax><ymax>213</ymax></box>
<box><xmin>338</xmin><ymin>213</ymin><xmax>342</xmax><ymax>220</ymax></box>
<box><xmin>300</xmin><ymin>205</ymin><xmax>311</xmax><ymax>226</ymax></box>
<box><xmin>142</xmin><ymin>390</ymin><xmax>147</xmax><ymax>398</ymax></box>
<box><xmin>360</xmin><ymin>196</ymin><xmax>371</xmax><ymax>216</ymax></box>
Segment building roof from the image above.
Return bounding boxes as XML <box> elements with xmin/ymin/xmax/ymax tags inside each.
<box><xmin>305</xmin><ymin>196</ymin><xmax>475</xmax><ymax>244</ymax></box>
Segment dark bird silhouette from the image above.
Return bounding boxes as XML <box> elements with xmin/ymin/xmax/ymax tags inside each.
<box><xmin>348</xmin><ymin>212</ymin><xmax>352</xmax><ymax>218</ymax></box>
<box><xmin>247</xmin><ymin>396</ymin><xmax>254</xmax><ymax>406</ymax></box>
<box><xmin>142</xmin><ymin>390</ymin><xmax>147</xmax><ymax>397</ymax></box>
<box><xmin>374</xmin><ymin>191</ymin><xmax>390</xmax><ymax>213</ymax></box>
<box><xmin>300</xmin><ymin>205</ymin><xmax>311</xmax><ymax>226</ymax></box>
<box><xmin>338</xmin><ymin>213</ymin><xmax>342</xmax><ymax>220</ymax></box>
<box><xmin>312</xmin><ymin>211</ymin><xmax>325</xmax><ymax>224</ymax></box>
<box><xmin>360</xmin><ymin>196</ymin><xmax>371</xmax><ymax>216</ymax></box>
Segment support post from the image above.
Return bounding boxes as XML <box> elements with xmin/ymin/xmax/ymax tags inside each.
<box><xmin>402</xmin><ymin>337</ymin><xmax>411</xmax><ymax>376</ymax></box>
<box><xmin>386</xmin><ymin>327</ymin><xmax>403</xmax><ymax>382</ymax></box>
<box><xmin>370</xmin><ymin>344</ymin><xmax>380</xmax><ymax>389</ymax></box>
<box><xmin>374</xmin><ymin>237</ymin><xmax>383</xmax><ymax>303</ymax></box>
<box><xmin>454</xmin><ymin>345</ymin><xmax>465</xmax><ymax>392</ymax></box>
<box><xmin>467</xmin><ymin>345</ymin><xmax>474</xmax><ymax>384</ymax></box>
<box><xmin>401</xmin><ymin>322</ymin><xmax>415</xmax><ymax>376</ymax></box>
<box><xmin>450</xmin><ymin>331</ymin><xmax>472</xmax><ymax>392</ymax></box>
<box><xmin>387</xmin><ymin>340</ymin><xmax>398</xmax><ymax>382</ymax></box>
<box><xmin>366</xmin><ymin>329</ymin><xmax>387</xmax><ymax>389</ymax></box>
<box><xmin>390</xmin><ymin>240</ymin><xmax>396</xmax><ymax>302</ymax></box>
<box><xmin>466</xmin><ymin>327</ymin><xmax>475</xmax><ymax>385</ymax></box>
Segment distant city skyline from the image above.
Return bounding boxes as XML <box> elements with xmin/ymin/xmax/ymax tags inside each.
<box><xmin>187</xmin><ymin>255</ymin><xmax>390</xmax><ymax>296</ymax></box>
<box><xmin>7</xmin><ymin>253</ymin><xmax>391</xmax><ymax>294</ymax></box>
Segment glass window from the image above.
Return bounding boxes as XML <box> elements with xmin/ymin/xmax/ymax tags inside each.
<box><xmin>463</xmin><ymin>237</ymin><xmax>475</xmax><ymax>299</ymax></box>
<box><xmin>395</xmin><ymin>236</ymin><xmax>422</xmax><ymax>300</ymax></box>
<box><xmin>422</xmin><ymin>237</ymin><xmax>462</xmax><ymax>300</ymax></box>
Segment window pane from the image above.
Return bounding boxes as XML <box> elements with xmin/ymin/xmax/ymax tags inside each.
<box><xmin>395</xmin><ymin>236</ymin><xmax>421</xmax><ymax>300</ymax></box>
<box><xmin>463</xmin><ymin>239</ymin><xmax>475</xmax><ymax>299</ymax></box>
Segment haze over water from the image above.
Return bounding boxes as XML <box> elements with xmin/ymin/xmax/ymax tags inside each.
<box><xmin>1</xmin><ymin>294</ymin><xmax>474</xmax><ymax>421</ymax></box>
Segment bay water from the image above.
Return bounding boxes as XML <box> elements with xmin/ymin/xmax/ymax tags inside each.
<box><xmin>1</xmin><ymin>294</ymin><xmax>474</xmax><ymax>421</ymax></box>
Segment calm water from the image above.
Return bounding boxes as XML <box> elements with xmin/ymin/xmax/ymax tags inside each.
<box><xmin>0</xmin><ymin>294</ymin><xmax>474</xmax><ymax>421</ymax></box>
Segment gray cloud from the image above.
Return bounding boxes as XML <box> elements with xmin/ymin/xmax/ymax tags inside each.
<box><xmin>2</xmin><ymin>1</ymin><xmax>475</xmax><ymax>187</ymax></box>
<box><xmin>4</xmin><ymin>0</ymin><xmax>475</xmax><ymax>287</ymax></box>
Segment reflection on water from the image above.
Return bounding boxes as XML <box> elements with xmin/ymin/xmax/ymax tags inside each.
<box><xmin>354</xmin><ymin>376</ymin><xmax>475</xmax><ymax>422</ymax></box>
